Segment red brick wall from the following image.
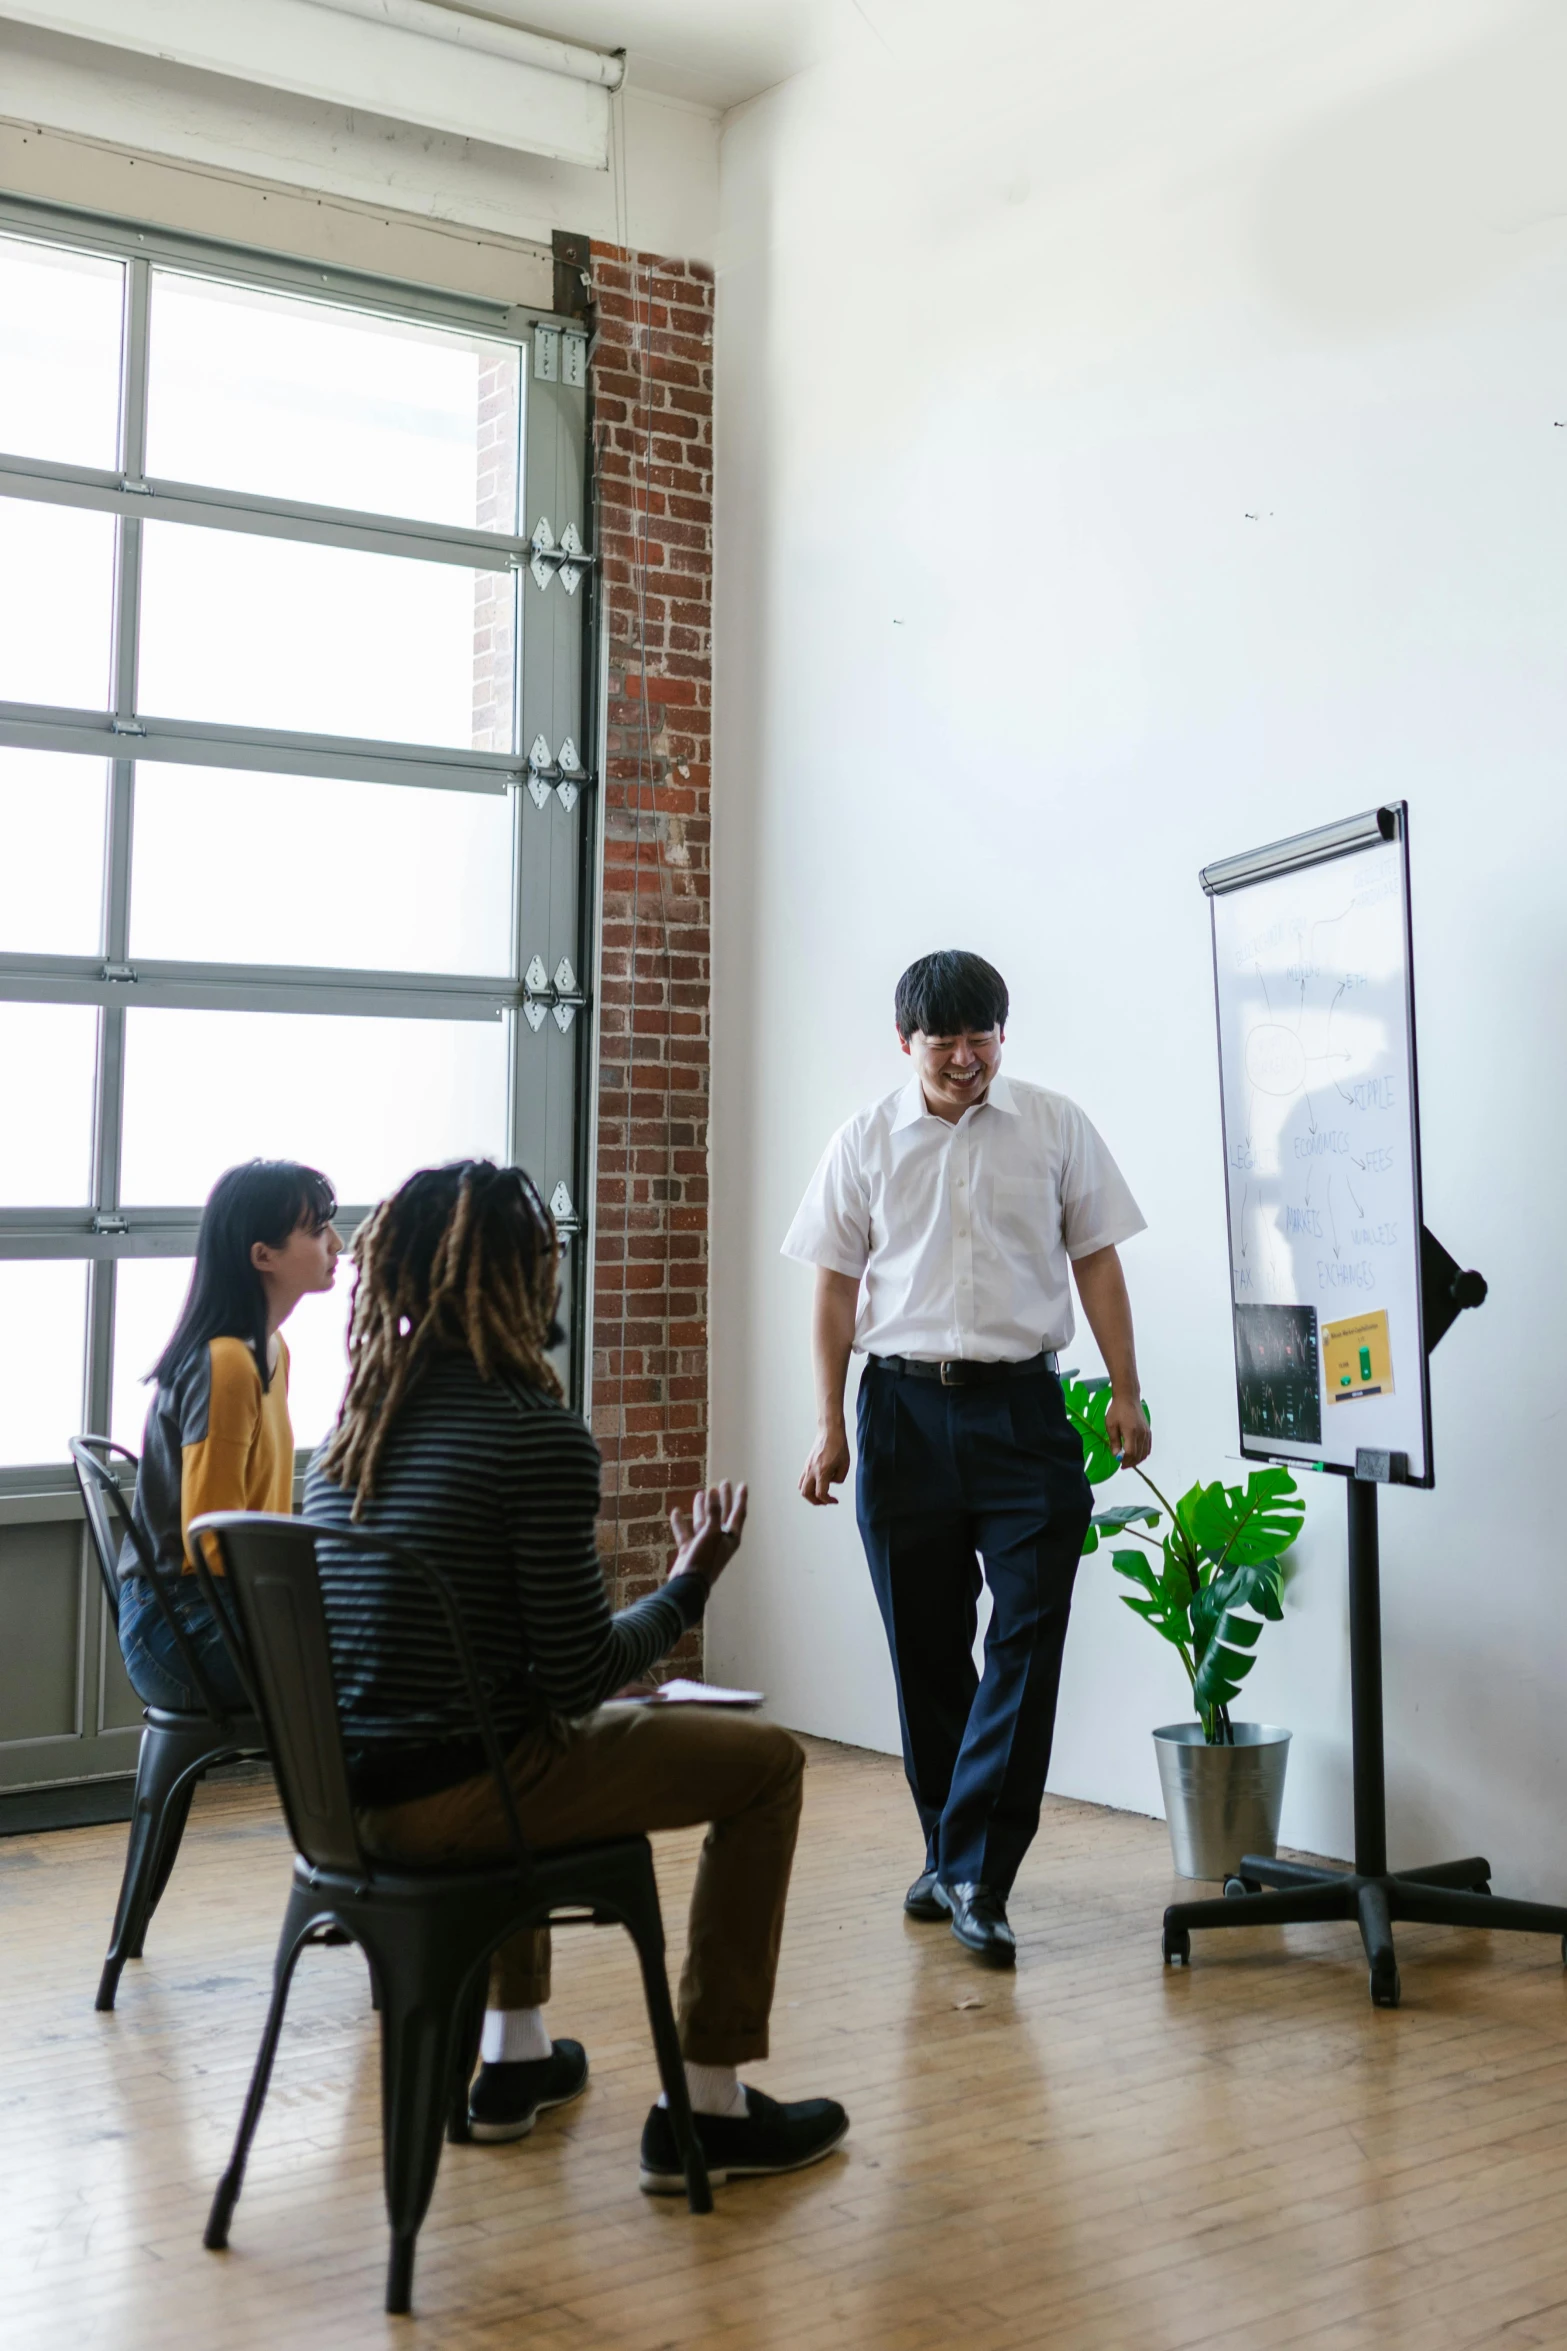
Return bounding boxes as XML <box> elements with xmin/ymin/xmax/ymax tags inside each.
<box><xmin>586</xmin><ymin>244</ymin><xmax>715</xmax><ymax>1666</ymax></box>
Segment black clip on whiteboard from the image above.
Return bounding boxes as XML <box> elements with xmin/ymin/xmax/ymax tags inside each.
<box><xmin>1160</xmin><ymin>803</ymin><xmax>1566</xmax><ymax>2008</ymax></box>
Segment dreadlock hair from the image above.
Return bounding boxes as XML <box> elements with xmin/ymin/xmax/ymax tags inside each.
<box><xmin>319</xmin><ymin>1160</ymin><xmax>563</xmax><ymax>1516</ymax></box>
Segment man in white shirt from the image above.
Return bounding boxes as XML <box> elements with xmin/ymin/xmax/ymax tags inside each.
<box><xmin>783</xmin><ymin>950</ymin><xmax>1150</xmax><ymax>1967</ymax></box>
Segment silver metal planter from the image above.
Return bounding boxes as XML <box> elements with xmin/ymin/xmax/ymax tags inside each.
<box><xmin>1153</xmin><ymin>1723</ymin><xmax>1291</xmax><ymax>1880</ymax></box>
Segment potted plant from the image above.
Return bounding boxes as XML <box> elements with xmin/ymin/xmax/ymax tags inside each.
<box><xmin>1062</xmin><ymin>1374</ymin><xmax>1306</xmax><ymax>1881</ymax></box>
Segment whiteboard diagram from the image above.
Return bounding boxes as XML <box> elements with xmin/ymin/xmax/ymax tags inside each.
<box><xmin>1204</xmin><ymin>806</ymin><xmax>1432</xmax><ymax>1483</ymax></box>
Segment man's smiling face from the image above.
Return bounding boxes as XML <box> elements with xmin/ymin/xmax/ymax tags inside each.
<box><xmin>901</xmin><ymin>1024</ymin><xmax>1005</xmax><ymax>1123</ymax></box>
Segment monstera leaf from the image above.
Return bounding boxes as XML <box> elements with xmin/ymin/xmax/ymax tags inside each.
<box><xmin>1081</xmin><ymin>1501</ymin><xmax>1160</xmax><ymax>1557</ymax></box>
<box><xmin>1190</xmin><ymin>1468</ymin><xmax>1305</xmax><ymax>1568</ymax></box>
<box><xmin>1207</xmin><ymin>1553</ymin><xmax>1286</xmax><ymax>1624</ymax></box>
<box><xmin>1090</xmin><ymin>1422</ymin><xmax>1306</xmax><ymax>1744</ymax></box>
<box><xmin>1059</xmin><ymin>1372</ymin><xmax>1140</xmax><ymax>1488</ymax></box>
<box><xmin>1110</xmin><ymin>1546</ymin><xmax>1193</xmax><ymax>1648</ymax></box>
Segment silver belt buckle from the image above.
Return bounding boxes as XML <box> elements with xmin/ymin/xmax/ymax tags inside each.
<box><xmin>940</xmin><ymin>1359</ymin><xmax>959</xmax><ymax>1386</ymax></box>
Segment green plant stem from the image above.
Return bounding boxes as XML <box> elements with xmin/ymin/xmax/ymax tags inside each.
<box><xmin>1128</xmin><ymin>1463</ymin><xmax>1205</xmax><ymax>1602</ymax></box>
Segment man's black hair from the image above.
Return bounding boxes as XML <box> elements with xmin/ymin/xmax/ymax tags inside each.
<box><xmin>894</xmin><ymin>950</ymin><xmax>1009</xmax><ymax>1041</ymax></box>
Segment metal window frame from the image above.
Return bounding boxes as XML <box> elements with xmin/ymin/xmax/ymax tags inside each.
<box><xmin>0</xmin><ymin>198</ymin><xmax>599</xmax><ymax>1493</ymax></box>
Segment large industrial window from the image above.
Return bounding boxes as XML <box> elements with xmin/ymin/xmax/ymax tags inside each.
<box><xmin>0</xmin><ymin>203</ymin><xmax>596</xmax><ymax>1799</ymax></box>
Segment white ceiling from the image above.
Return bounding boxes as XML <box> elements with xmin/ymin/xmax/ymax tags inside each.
<box><xmin>429</xmin><ymin>0</ymin><xmax>828</xmax><ymax>112</ymax></box>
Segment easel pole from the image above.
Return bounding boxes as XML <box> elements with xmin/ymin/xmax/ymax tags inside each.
<box><xmin>1347</xmin><ymin>1478</ymin><xmax>1387</xmax><ymax>1881</ymax></box>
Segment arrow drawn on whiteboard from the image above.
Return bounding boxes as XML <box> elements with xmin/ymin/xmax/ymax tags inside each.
<box><xmin>1346</xmin><ymin>1171</ymin><xmax>1364</xmax><ymax>1217</ymax></box>
<box><xmin>1303</xmin><ymin>1087</ymin><xmax>1317</xmax><ymax>1134</ymax></box>
<box><xmin>1327</xmin><ymin>1173</ymin><xmax>1339</xmax><ymax>1259</ymax></box>
<box><xmin>1325</xmin><ymin>984</ymin><xmax>1356</xmax><ymax>1100</ymax></box>
<box><xmin>1238</xmin><ymin>1184</ymin><xmax>1249</xmax><ymax>1256</ymax></box>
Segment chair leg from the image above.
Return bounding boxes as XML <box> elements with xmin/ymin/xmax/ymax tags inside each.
<box><xmin>623</xmin><ymin>1875</ymin><xmax>712</xmax><ymax>2216</ymax></box>
<box><xmin>205</xmin><ymin>1897</ymin><xmax>315</xmax><ymax>2251</ymax></box>
<box><xmin>127</xmin><ymin>1775</ymin><xmax>200</xmax><ymax>1958</ymax></box>
<box><xmin>374</xmin><ymin>1947</ymin><xmax>477</xmax><ymax>2314</ymax></box>
<box><xmin>446</xmin><ymin>1976</ymin><xmax>485</xmax><ymax>2146</ymax></box>
<box><xmin>98</xmin><ymin>1723</ymin><xmax>207</xmax><ymax>2010</ymax></box>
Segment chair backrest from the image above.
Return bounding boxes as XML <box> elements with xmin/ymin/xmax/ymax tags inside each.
<box><xmin>191</xmin><ymin>1512</ymin><xmax>530</xmax><ymax>1880</ymax></box>
<box><xmin>69</xmin><ymin>1436</ymin><xmax>144</xmax><ymax>1626</ymax></box>
<box><xmin>191</xmin><ymin>1514</ymin><xmax>366</xmax><ymax>1875</ymax></box>
<box><xmin>73</xmin><ymin>1433</ymin><xmax>248</xmax><ymax>1730</ymax></box>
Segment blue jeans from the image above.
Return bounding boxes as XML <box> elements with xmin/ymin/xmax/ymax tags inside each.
<box><xmin>118</xmin><ymin>1574</ymin><xmax>249</xmax><ymax>1715</ymax></box>
<box><xmin>855</xmin><ymin>1361</ymin><xmax>1093</xmax><ymax>1896</ymax></box>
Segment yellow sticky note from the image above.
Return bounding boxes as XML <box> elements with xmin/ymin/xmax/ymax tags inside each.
<box><xmin>1323</xmin><ymin>1310</ymin><xmax>1393</xmax><ymax>1403</ymax></box>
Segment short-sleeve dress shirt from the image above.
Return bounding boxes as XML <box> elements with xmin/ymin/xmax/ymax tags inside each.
<box><xmin>781</xmin><ymin>1072</ymin><xmax>1145</xmax><ymax>1363</ymax></box>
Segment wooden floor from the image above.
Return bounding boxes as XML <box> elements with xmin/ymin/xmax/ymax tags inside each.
<box><xmin>5</xmin><ymin>1741</ymin><xmax>1567</xmax><ymax>2350</ymax></box>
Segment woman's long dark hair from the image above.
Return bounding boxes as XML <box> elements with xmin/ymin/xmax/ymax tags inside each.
<box><xmin>151</xmin><ymin>1160</ymin><xmax>337</xmax><ymax>1393</ymax></box>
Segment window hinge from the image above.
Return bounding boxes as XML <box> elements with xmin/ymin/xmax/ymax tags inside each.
<box><xmin>118</xmin><ymin>475</ymin><xmax>152</xmax><ymax>496</ymax></box>
<box><xmin>109</xmin><ymin>717</ymin><xmax>146</xmax><ymax>738</ymax></box>
<box><xmin>100</xmin><ymin>961</ymin><xmax>137</xmax><ymax>984</ymax></box>
<box><xmin>527</xmin><ymin>517</ymin><xmax>594</xmax><ymax>595</ymax></box>
<box><xmin>522</xmin><ymin>955</ymin><xmax>588</xmax><ymax>1032</ymax></box>
<box><xmin>520</xmin><ymin>734</ymin><xmax>593</xmax><ymax>811</ymax></box>
<box><xmin>91</xmin><ymin>1212</ymin><xmax>129</xmax><ymax>1236</ymax></box>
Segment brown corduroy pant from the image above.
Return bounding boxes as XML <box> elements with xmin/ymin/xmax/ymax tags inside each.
<box><xmin>357</xmin><ymin>1703</ymin><xmax>805</xmax><ymax>2067</ymax></box>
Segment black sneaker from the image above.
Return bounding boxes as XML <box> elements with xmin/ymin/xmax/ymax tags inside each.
<box><xmin>468</xmin><ymin>2040</ymin><xmax>589</xmax><ymax>2142</ymax></box>
<box><xmin>639</xmin><ymin>2087</ymin><xmax>849</xmax><ymax>2193</ymax></box>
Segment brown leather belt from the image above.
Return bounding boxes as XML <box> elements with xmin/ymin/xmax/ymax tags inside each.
<box><xmin>867</xmin><ymin>1350</ymin><xmax>1059</xmax><ymax>1387</ymax></box>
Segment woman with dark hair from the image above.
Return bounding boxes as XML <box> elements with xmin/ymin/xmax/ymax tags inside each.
<box><xmin>118</xmin><ymin>1158</ymin><xmax>342</xmax><ymax>1714</ymax></box>
<box><xmin>306</xmin><ymin>1159</ymin><xmax>847</xmax><ymax>2191</ymax></box>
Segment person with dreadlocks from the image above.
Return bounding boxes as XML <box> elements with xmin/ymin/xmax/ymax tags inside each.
<box><xmin>304</xmin><ymin>1160</ymin><xmax>848</xmax><ymax>2191</ymax></box>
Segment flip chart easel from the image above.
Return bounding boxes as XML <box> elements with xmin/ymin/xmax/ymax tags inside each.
<box><xmin>1162</xmin><ymin>803</ymin><xmax>1567</xmax><ymax>2008</ymax></box>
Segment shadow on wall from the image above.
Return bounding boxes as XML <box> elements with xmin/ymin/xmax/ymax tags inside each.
<box><xmin>1256</xmin><ymin>2</ymin><xmax>1567</xmax><ymax>328</ymax></box>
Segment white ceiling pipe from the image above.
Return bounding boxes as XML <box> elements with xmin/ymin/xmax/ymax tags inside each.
<box><xmin>0</xmin><ymin>0</ymin><xmax>617</xmax><ymax>166</ymax></box>
<box><xmin>307</xmin><ymin>0</ymin><xmax>625</xmax><ymax>90</ymax></box>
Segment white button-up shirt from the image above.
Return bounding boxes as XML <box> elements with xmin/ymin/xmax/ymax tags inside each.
<box><xmin>782</xmin><ymin>1073</ymin><xmax>1145</xmax><ymax>1362</ymax></box>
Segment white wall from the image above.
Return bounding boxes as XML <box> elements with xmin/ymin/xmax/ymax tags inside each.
<box><xmin>706</xmin><ymin>0</ymin><xmax>1567</xmax><ymax>1895</ymax></box>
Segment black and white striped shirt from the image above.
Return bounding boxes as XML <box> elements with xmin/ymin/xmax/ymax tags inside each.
<box><xmin>303</xmin><ymin>1352</ymin><xmax>705</xmax><ymax>1802</ymax></box>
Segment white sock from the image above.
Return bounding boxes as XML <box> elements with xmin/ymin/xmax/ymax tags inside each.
<box><xmin>480</xmin><ymin>2006</ymin><xmax>552</xmax><ymax>2065</ymax></box>
<box><xmin>659</xmin><ymin>2060</ymin><xmax>748</xmax><ymax>2119</ymax></box>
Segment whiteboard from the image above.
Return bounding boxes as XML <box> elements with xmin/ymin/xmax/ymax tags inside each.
<box><xmin>1205</xmin><ymin>805</ymin><xmax>1432</xmax><ymax>1484</ymax></box>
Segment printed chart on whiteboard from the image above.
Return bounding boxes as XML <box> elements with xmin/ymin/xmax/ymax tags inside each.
<box><xmin>1205</xmin><ymin>806</ymin><xmax>1432</xmax><ymax>1483</ymax></box>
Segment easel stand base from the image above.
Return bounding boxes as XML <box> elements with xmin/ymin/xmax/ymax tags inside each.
<box><xmin>1161</xmin><ymin>1471</ymin><xmax>1567</xmax><ymax>2008</ymax></box>
<box><xmin>1162</xmin><ymin>1853</ymin><xmax>1567</xmax><ymax>2008</ymax></box>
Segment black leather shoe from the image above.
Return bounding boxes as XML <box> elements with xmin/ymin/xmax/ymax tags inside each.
<box><xmin>639</xmin><ymin>2087</ymin><xmax>849</xmax><ymax>2193</ymax></box>
<box><xmin>938</xmin><ymin>1881</ymin><xmax>1017</xmax><ymax>1968</ymax></box>
<box><xmin>468</xmin><ymin>2040</ymin><xmax>589</xmax><ymax>2141</ymax></box>
<box><xmin>904</xmin><ymin>1868</ymin><xmax>946</xmax><ymax>1921</ymax></box>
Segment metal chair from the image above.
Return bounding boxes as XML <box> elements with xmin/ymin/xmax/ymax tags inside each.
<box><xmin>70</xmin><ymin>1438</ymin><xmax>267</xmax><ymax>2011</ymax></box>
<box><xmin>193</xmin><ymin>1510</ymin><xmax>711</xmax><ymax>2317</ymax></box>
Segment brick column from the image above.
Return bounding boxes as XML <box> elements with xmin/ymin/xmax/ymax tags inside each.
<box><xmin>587</xmin><ymin>245</ymin><xmax>715</xmax><ymax>1663</ymax></box>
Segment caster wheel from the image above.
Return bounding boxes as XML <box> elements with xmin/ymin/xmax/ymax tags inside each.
<box><xmin>1162</xmin><ymin>1926</ymin><xmax>1191</xmax><ymax>1966</ymax></box>
<box><xmin>1224</xmin><ymin>1876</ymin><xmax>1260</xmax><ymax>1899</ymax></box>
<box><xmin>1370</xmin><ymin>1960</ymin><xmax>1401</xmax><ymax>2009</ymax></box>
